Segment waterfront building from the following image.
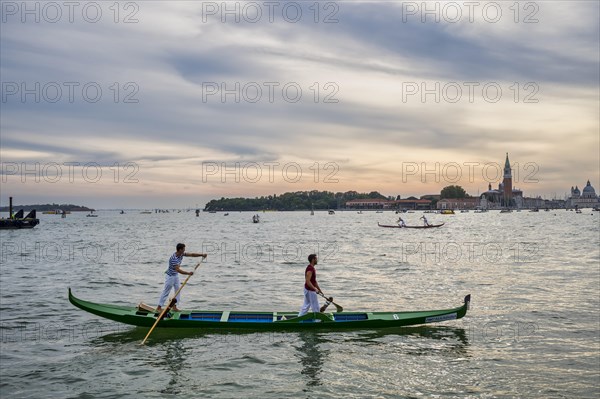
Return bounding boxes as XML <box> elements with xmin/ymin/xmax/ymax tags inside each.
<box><xmin>437</xmin><ymin>198</ymin><xmax>479</xmax><ymax>210</ymax></box>
<box><xmin>567</xmin><ymin>180</ymin><xmax>599</xmax><ymax>208</ymax></box>
<box><xmin>394</xmin><ymin>199</ymin><xmax>432</xmax><ymax>210</ymax></box>
<box><xmin>344</xmin><ymin>199</ymin><xmax>393</xmax><ymax>209</ymax></box>
<box><xmin>345</xmin><ymin>198</ymin><xmax>432</xmax><ymax>210</ymax></box>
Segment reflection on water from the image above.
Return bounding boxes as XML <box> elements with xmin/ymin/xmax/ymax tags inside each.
<box><xmin>92</xmin><ymin>327</ymin><xmax>193</xmax><ymax>395</ymax></box>
<box><xmin>354</xmin><ymin>325</ymin><xmax>468</xmax><ymax>344</ymax></box>
<box><xmin>351</xmin><ymin>325</ymin><xmax>470</xmax><ymax>357</ymax></box>
<box><xmin>295</xmin><ymin>332</ymin><xmax>328</xmax><ymax>387</ymax></box>
<box><xmin>95</xmin><ymin>326</ymin><xmax>248</xmax><ymax>345</ymax></box>
<box><xmin>159</xmin><ymin>340</ymin><xmax>188</xmax><ymax>395</ymax></box>
<box><xmin>292</xmin><ymin>325</ymin><xmax>469</xmax><ymax>390</ymax></box>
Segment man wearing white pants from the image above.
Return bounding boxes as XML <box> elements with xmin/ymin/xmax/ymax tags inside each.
<box><xmin>299</xmin><ymin>254</ymin><xmax>323</xmax><ymax>316</ymax></box>
<box><xmin>156</xmin><ymin>243</ymin><xmax>207</xmax><ymax>312</ymax></box>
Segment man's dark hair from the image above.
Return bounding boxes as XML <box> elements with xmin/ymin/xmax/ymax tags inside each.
<box><xmin>176</xmin><ymin>243</ymin><xmax>185</xmax><ymax>251</ymax></box>
<box><xmin>308</xmin><ymin>254</ymin><xmax>317</xmax><ymax>263</ymax></box>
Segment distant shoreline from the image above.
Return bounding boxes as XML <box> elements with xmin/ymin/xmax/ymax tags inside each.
<box><xmin>0</xmin><ymin>204</ymin><xmax>94</xmax><ymax>212</ymax></box>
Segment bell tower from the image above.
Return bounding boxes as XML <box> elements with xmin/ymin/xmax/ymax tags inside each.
<box><xmin>503</xmin><ymin>153</ymin><xmax>513</xmax><ymax>207</ymax></box>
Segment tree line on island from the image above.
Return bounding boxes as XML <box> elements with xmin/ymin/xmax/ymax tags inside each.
<box><xmin>205</xmin><ymin>190</ymin><xmax>385</xmax><ymax>211</ymax></box>
<box><xmin>204</xmin><ymin>186</ymin><xmax>470</xmax><ymax>212</ymax></box>
<box><xmin>0</xmin><ymin>203</ymin><xmax>94</xmax><ymax>212</ymax></box>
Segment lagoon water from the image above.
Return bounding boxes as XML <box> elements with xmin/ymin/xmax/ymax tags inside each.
<box><xmin>1</xmin><ymin>210</ymin><xmax>598</xmax><ymax>398</ymax></box>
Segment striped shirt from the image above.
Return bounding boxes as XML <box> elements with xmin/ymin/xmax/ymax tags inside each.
<box><xmin>166</xmin><ymin>252</ymin><xmax>184</xmax><ymax>276</ymax></box>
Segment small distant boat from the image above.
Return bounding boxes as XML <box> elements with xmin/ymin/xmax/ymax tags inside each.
<box><xmin>140</xmin><ymin>211</ymin><xmax>152</xmax><ymax>214</ymax></box>
<box><xmin>224</xmin><ymin>213</ymin><xmax>229</xmax><ymax>216</ymax></box>
<box><xmin>86</xmin><ymin>210</ymin><xmax>98</xmax><ymax>217</ymax></box>
<box><xmin>575</xmin><ymin>209</ymin><xmax>582</xmax><ymax>214</ymax></box>
<box><xmin>42</xmin><ymin>210</ymin><xmax>71</xmax><ymax>215</ymax></box>
<box><xmin>252</xmin><ymin>214</ymin><xmax>260</xmax><ymax>223</ymax></box>
<box><xmin>440</xmin><ymin>209</ymin><xmax>455</xmax><ymax>215</ymax></box>
<box><xmin>460</xmin><ymin>210</ymin><xmax>469</xmax><ymax>213</ymax></box>
<box><xmin>120</xmin><ymin>210</ymin><xmax>125</xmax><ymax>214</ymax></box>
<box><xmin>376</xmin><ymin>210</ymin><xmax>383</xmax><ymax>213</ymax></box>
<box><xmin>530</xmin><ymin>208</ymin><xmax>539</xmax><ymax>212</ymax></box>
<box><xmin>328</xmin><ymin>210</ymin><xmax>335</xmax><ymax>215</ymax></box>
<box><xmin>378</xmin><ymin>222</ymin><xmax>445</xmax><ymax>229</ymax></box>
<box><xmin>357</xmin><ymin>211</ymin><xmax>363</xmax><ymax>214</ymax></box>
<box><xmin>499</xmin><ymin>209</ymin><xmax>512</xmax><ymax>213</ymax></box>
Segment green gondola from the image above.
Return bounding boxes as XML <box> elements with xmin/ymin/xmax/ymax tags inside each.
<box><xmin>69</xmin><ymin>289</ymin><xmax>470</xmax><ymax>331</ymax></box>
<box><xmin>377</xmin><ymin>222</ymin><xmax>445</xmax><ymax>229</ymax></box>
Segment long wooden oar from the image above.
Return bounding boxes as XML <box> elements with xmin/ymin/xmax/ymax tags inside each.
<box><xmin>141</xmin><ymin>260</ymin><xmax>203</xmax><ymax>345</ymax></box>
<box><xmin>317</xmin><ymin>291</ymin><xmax>343</xmax><ymax>312</ymax></box>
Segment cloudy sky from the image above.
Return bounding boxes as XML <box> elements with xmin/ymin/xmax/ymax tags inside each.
<box><xmin>1</xmin><ymin>1</ymin><xmax>598</xmax><ymax>208</ymax></box>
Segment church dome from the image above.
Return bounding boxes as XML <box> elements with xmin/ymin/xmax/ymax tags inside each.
<box><xmin>582</xmin><ymin>180</ymin><xmax>596</xmax><ymax>197</ymax></box>
<box><xmin>573</xmin><ymin>186</ymin><xmax>580</xmax><ymax>195</ymax></box>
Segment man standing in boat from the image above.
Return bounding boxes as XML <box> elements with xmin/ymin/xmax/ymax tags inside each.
<box><xmin>421</xmin><ymin>215</ymin><xmax>430</xmax><ymax>226</ymax></box>
<box><xmin>397</xmin><ymin>217</ymin><xmax>406</xmax><ymax>227</ymax></box>
<box><xmin>298</xmin><ymin>254</ymin><xmax>324</xmax><ymax>316</ymax></box>
<box><xmin>156</xmin><ymin>243</ymin><xmax>207</xmax><ymax>312</ymax></box>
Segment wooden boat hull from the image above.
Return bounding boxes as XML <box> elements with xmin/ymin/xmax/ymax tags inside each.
<box><xmin>69</xmin><ymin>289</ymin><xmax>470</xmax><ymax>331</ymax></box>
<box><xmin>378</xmin><ymin>223</ymin><xmax>445</xmax><ymax>229</ymax></box>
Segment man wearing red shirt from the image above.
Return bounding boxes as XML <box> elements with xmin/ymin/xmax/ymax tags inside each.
<box><xmin>298</xmin><ymin>254</ymin><xmax>323</xmax><ymax>316</ymax></box>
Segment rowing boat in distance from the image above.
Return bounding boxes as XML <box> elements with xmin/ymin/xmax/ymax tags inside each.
<box><xmin>69</xmin><ymin>289</ymin><xmax>470</xmax><ymax>331</ymax></box>
<box><xmin>377</xmin><ymin>222</ymin><xmax>445</xmax><ymax>229</ymax></box>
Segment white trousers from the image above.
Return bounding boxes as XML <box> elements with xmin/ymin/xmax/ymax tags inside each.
<box><xmin>298</xmin><ymin>288</ymin><xmax>320</xmax><ymax>316</ymax></box>
<box><xmin>157</xmin><ymin>274</ymin><xmax>181</xmax><ymax>307</ymax></box>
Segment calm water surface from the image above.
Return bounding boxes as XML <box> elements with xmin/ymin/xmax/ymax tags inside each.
<box><xmin>1</xmin><ymin>210</ymin><xmax>599</xmax><ymax>398</ymax></box>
